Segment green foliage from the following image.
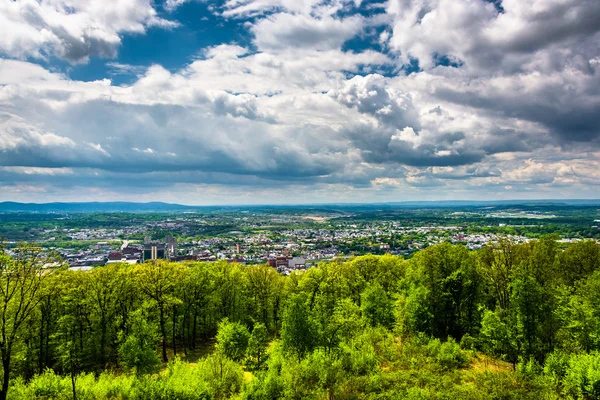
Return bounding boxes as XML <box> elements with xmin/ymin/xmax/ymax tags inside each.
<box><xmin>556</xmin><ymin>270</ymin><xmax>600</xmax><ymax>353</ymax></box>
<box><xmin>247</xmin><ymin>323</ymin><xmax>269</xmax><ymax>370</ymax></box>
<box><xmin>562</xmin><ymin>352</ymin><xmax>600</xmax><ymax>399</ymax></box>
<box><xmin>200</xmin><ymin>352</ymin><xmax>244</xmax><ymax>399</ymax></box>
<box><xmin>405</xmin><ymin>243</ymin><xmax>482</xmax><ymax>339</ymax></box>
<box><xmin>8</xmin><ymin>358</ymin><xmax>241</xmax><ymax>400</ymax></box>
<box><xmin>281</xmin><ymin>294</ymin><xmax>317</xmax><ymax>357</ymax></box>
<box><xmin>395</xmin><ymin>285</ymin><xmax>432</xmax><ymax>336</ymax></box>
<box><xmin>480</xmin><ymin>309</ymin><xmax>519</xmax><ymax>365</ymax></box>
<box><xmin>3</xmin><ymin>239</ymin><xmax>600</xmax><ymax>399</ymax></box>
<box><xmin>361</xmin><ymin>283</ymin><xmax>394</xmax><ymax>328</ymax></box>
<box><xmin>216</xmin><ymin>319</ymin><xmax>250</xmax><ymax>362</ymax></box>
<box><xmin>119</xmin><ymin>308</ymin><xmax>161</xmax><ymax>375</ymax></box>
<box><xmin>427</xmin><ymin>337</ymin><xmax>469</xmax><ymax>370</ymax></box>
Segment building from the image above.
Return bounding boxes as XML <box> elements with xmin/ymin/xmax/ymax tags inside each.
<box><xmin>267</xmin><ymin>256</ymin><xmax>293</xmax><ymax>269</ymax></box>
<box><xmin>122</xmin><ymin>245</ymin><xmax>143</xmax><ymax>257</ymax></box>
<box><xmin>288</xmin><ymin>257</ymin><xmax>306</xmax><ymax>269</ymax></box>
<box><xmin>106</xmin><ymin>251</ymin><xmax>141</xmax><ymax>265</ymax></box>
<box><xmin>165</xmin><ymin>235</ymin><xmax>177</xmax><ymax>256</ymax></box>
<box><xmin>107</xmin><ymin>251</ymin><xmax>122</xmax><ymax>262</ymax></box>
<box><xmin>143</xmin><ymin>244</ymin><xmax>166</xmax><ymax>262</ymax></box>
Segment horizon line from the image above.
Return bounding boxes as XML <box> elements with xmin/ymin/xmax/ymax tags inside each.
<box><xmin>1</xmin><ymin>198</ymin><xmax>600</xmax><ymax>208</ymax></box>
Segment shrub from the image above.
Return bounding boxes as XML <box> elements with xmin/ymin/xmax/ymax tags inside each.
<box><xmin>563</xmin><ymin>352</ymin><xmax>600</xmax><ymax>399</ymax></box>
<box><xmin>29</xmin><ymin>369</ymin><xmax>70</xmax><ymax>399</ymax></box>
<box><xmin>201</xmin><ymin>352</ymin><xmax>244</xmax><ymax>399</ymax></box>
<box><xmin>427</xmin><ymin>337</ymin><xmax>469</xmax><ymax>370</ymax></box>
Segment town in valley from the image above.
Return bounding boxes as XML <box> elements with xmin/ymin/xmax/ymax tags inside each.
<box><xmin>2</xmin><ymin>200</ymin><xmax>599</xmax><ymax>274</ymax></box>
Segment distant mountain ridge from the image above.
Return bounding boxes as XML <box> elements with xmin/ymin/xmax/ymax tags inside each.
<box><xmin>0</xmin><ymin>202</ymin><xmax>195</xmax><ymax>212</ymax></box>
<box><xmin>0</xmin><ymin>199</ymin><xmax>599</xmax><ymax>213</ymax></box>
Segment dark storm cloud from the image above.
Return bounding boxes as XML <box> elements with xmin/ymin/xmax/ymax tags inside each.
<box><xmin>0</xmin><ymin>98</ymin><xmax>346</xmax><ymax>180</ymax></box>
<box><xmin>499</xmin><ymin>1</ymin><xmax>600</xmax><ymax>55</ymax></box>
<box><xmin>364</xmin><ymin>140</ymin><xmax>486</xmax><ymax>167</ymax></box>
<box><xmin>340</xmin><ymin>123</ymin><xmax>487</xmax><ymax>167</ymax></box>
<box><xmin>434</xmin><ymin>75</ymin><xmax>600</xmax><ymax>143</ymax></box>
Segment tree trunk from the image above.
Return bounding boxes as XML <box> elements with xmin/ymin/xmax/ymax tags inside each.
<box><xmin>0</xmin><ymin>352</ymin><xmax>11</xmax><ymax>400</ymax></box>
<box><xmin>192</xmin><ymin>312</ymin><xmax>198</xmax><ymax>350</ymax></box>
<box><xmin>44</xmin><ymin>325</ymin><xmax>50</xmax><ymax>368</ymax></box>
<box><xmin>38</xmin><ymin>311</ymin><xmax>45</xmax><ymax>373</ymax></box>
<box><xmin>181</xmin><ymin>309</ymin><xmax>188</xmax><ymax>356</ymax></box>
<box><xmin>159</xmin><ymin>306</ymin><xmax>168</xmax><ymax>362</ymax></box>
<box><xmin>70</xmin><ymin>357</ymin><xmax>77</xmax><ymax>400</ymax></box>
<box><xmin>100</xmin><ymin>315</ymin><xmax>107</xmax><ymax>368</ymax></box>
<box><xmin>172</xmin><ymin>308</ymin><xmax>177</xmax><ymax>356</ymax></box>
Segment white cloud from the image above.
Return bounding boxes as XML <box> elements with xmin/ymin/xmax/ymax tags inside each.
<box><xmin>252</xmin><ymin>13</ymin><xmax>364</xmax><ymax>51</ymax></box>
<box><xmin>386</xmin><ymin>0</ymin><xmax>600</xmax><ymax>74</ymax></box>
<box><xmin>0</xmin><ymin>0</ymin><xmax>599</xmax><ymax>201</ymax></box>
<box><xmin>0</xmin><ymin>112</ymin><xmax>75</xmax><ymax>150</ymax></box>
<box><xmin>164</xmin><ymin>0</ymin><xmax>192</xmax><ymax>11</ymax></box>
<box><xmin>87</xmin><ymin>142</ymin><xmax>111</xmax><ymax>157</ymax></box>
<box><xmin>0</xmin><ymin>167</ymin><xmax>74</xmax><ymax>176</ymax></box>
<box><xmin>0</xmin><ymin>0</ymin><xmax>178</xmax><ymax>64</ymax></box>
<box><xmin>222</xmin><ymin>0</ymin><xmax>326</xmax><ymax>18</ymax></box>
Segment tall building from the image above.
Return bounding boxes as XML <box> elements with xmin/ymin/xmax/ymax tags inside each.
<box><xmin>165</xmin><ymin>235</ymin><xmax>177</xmax><ymax>256</ymax></box>
<box><xmin>143</xmin><ymin>244</ymin><xmax>166</xmax><ymax>262</ymax></box>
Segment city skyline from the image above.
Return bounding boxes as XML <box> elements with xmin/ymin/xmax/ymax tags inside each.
<box><xmin>1</xmin><ymin>0</ymin><xmax>599</xmax><ymax>204</ymax></box>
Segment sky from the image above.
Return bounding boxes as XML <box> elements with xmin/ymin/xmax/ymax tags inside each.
<box><xmin>0</xmin><ymin>0</ymin><xmax>599</xmax><ymax>205</ymax></box>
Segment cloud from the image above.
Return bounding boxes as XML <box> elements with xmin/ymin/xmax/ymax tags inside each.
<box><xmin>0</xmin><ymin>61</ymin><xmax>350</xmax><ymax>179</ymax></box>
<box><xmin>252</xmin><ymin>13</ymin><xmax>364</xmax><ymax>51</ymax></box>
<box><xmin>0</xmin><ymin>112</ymin><xmax>75</xmax><ymax>151</ymax></box>
<box><xmin>221</xmin><ymin>0</ymin><xmax>328</xmax><ymax>19</ymax></box>
<box><xmin>1</xmin><ymin>0</ymin><xmax>600</xmax><ymax>202</ymax></box>
<box><xmin>431</xmin><ymin>68</ymin><xmax>600</xmax><ymax>143</ymax></box>
<box><xmin>0</xmin><ymin>167</ymin><xmax>74</xmax><ymax>176</ymax></box>
<box><xmin>0</xmin><ymin>0</ymin><xmax>178</xmax><ymax>64</ymax></box>
<box><xmin>329</xmin><ymin>74</ymin><xmax>419</xmax><ymax>130</ymax></box>
<box><xmin>164</xmin><ymin>0</ymin><xmax>193</xmax><ymax>11</ymax></box>
<box><xmin>106</xmin><ymin>62</ymin><xmax>148</xmax><ymax>77</ymax></box>
<box><xmin>386</xmin><ymin>0</ymin><xmax>600</xmax><ymax>74</ymax></box>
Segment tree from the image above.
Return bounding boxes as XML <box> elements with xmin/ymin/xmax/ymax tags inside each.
<box><xmin>406</xmin><ymin>243</ymin><xmax>481</xmax><ymax>339</ymax></box>
<box><xmin>555</xmin><ymin>270</ymin><xmax>600</xmax><ymax>352</ymax></box>
<box><xmin>480</xmin><ymin>309</ymin><xmax>519</xmax><ymax>368</ymax></box>
<box><xmin>558</xmin><ymin>240</ymin><xmax>600</xmax><ymax>285</ymax></box>
<box><xmin>201</xmin><ymin>352</ymin><xmax>244</xmax><ymax>400</ymax></box>
<box><xmin>53</xmin><ymin>271</ymin><xmax>89</xmax><ymax>399</ymax></box>
<box><xmin>478</xmin><ymin>238</ymin><xmax>521</xmax><ymax>310</ymax></box>
<box><xmin>247</xmin><ymin>265</ymin><xmax>283</xmax><ymax>331</ymax></box>
<box><xmin>216</xmin><ymin>319</ymin><xmax>250</xmax><ymax>362</ymax></box>
<box><xmin>213</xmin><ymin>262</ymin><xmax>248</xmax><ymax>323</ymax></box>
<box><xmin>85</xmin><ymin>264</ymin><xmax>132</xmax><ymax>368</ymax></box>
<box><xmin>0</xmin><ymin>243</ymin><xmax>63</xmax><ymax>400</ymax></box>
<box><xmin>281</xmin><ymin>294</ymin><xmax>317</xmax><ymax>358</ymax></box>
<box><xmin>511</xmin><ymin>260</ymin><xmax>558</xmax><ymax>362</ymax></box>
<box><xmin>119</xmin><ymin>308</ymin><xmax>160</xmax><ymax>375</ymax></box>
<box><xmin>55</xmin><ymin>314</ymin><xmax>82</xmax><ymax>400</ymax></box>
<box><xmin>181</xmin><ymin>262</ymin><xmax>216</xmax><ymax>350</ymax></box>
<box><xmin>135</xmin><ymin>261</ymin><xmax>184</xmax><ymax>362</ymax></box>
<box><xmin>247</xmin><ymin>322</ymin><xmax>269</xmax><ymax>370</ymax></box>
<box><xmin>361</xmin><ymin>283</ymin><xmax>394</xmax><ymax>329</ymax></box>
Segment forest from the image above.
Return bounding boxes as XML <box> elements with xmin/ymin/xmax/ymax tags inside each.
<box><xmin>1</xmin><ymin>238</ymin><xmax>600</xmax><ymax>399</ymax></box>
